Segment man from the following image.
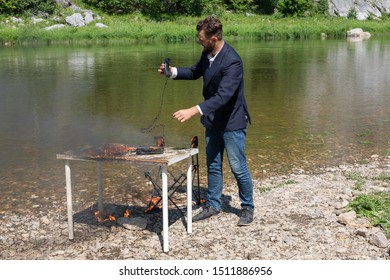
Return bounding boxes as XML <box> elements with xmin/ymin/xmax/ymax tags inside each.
<box><xmin>158</xmin><ymin>16</ymin><xmax>254</xmax><ymax>226</ymax></box>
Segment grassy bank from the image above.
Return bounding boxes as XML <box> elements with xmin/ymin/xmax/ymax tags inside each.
<box><xmin>1</xmin><ymin>13</ymin><xmax>390</xmax><ymax>44</ymax></box>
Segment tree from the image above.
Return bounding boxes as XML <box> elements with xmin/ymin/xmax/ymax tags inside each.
<box><xmin>276</xmin><ymin>0</ymin><xmax>312</xmax><ymax>17</ymax></box>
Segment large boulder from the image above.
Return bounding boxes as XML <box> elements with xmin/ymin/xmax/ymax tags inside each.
<box><xmin>346</xmin><ymin>28</ymin><xmax>371</xmax><ymax>41</ymax></box>
<box><xmin>347</xmin><ymin>28</ymin><xmax>371</xmax><ymax>38</ymax></box>
<box><xmin>53</xmin><ymin>0</ymin><xmax>72</xmax><ymax>8</ymax></box>
<box><xmin>65</xmin><ymin>13</ymin><xmax>85</xmax><ymax>27</ymax></box>
<box><xmin>329</xmin><ymin>0</ymin><xmax>390</xmax><ymax>20</ymax></box>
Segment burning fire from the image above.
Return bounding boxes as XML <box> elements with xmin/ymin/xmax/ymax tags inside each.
<box><xmin>145</xmin><ymin>197</ymin><xmax>162</xmax><ymax>213</ymax></box>
<box><xmin>94</xmin><ymin>208</ymin><xmax>131</xmax><ymax>223</ymax></box>
<box><xmin>94</xmin><ymin>211</ymin><xmax>116</xmax><ymax>223</ymax></box>
<box><xmin>195</xmin><ymin>199</ymin><xmax>206</xmax><ymax>205</ymax></box>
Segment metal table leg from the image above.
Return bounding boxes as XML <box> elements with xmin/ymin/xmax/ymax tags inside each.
<box><xmin>97</xmin><ymin>161</ymin><xmax>104</xmax><ymax>216</ymax></box>
<box><xmin>65</xmin><ymin>160</ymin><xmax>74</xmax><ymax>239</ymax></box>
<box><xmin>187</xmin><ymin>156</ymin><xmax>192</xmax><ymax>233</ymax></box>
<box><xmin>161</xmin><ymin>165</ymin><xmax>169</xmax><ymax>252</ymax></box>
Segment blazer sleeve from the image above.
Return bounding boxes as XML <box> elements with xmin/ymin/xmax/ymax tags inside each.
<box><xmin>174</xmin><ymin>52</ymin><xmax>208</xmax><ymax>80</ymax></box>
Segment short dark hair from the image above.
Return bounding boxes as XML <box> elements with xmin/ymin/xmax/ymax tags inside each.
<box><xmin>196</xmin><ymin>16</ymin><xmax>223</xmax><ymax>40</ymax></box>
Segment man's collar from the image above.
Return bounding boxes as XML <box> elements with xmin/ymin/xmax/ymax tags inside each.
<box><xmin>208</xmin><ymin>41</ymin><xmax>225</xmax><ymax>60</ymax></box>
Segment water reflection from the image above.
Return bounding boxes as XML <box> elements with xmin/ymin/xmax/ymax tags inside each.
<box><xmin>0</xmin><ymin>39</ymin><xmax>389</xmax><ymax>215</ymax></box>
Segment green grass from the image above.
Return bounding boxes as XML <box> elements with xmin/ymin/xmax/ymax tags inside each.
<box><xmin>258</xmin><ymin>179</ymin><xmax>297</xmax><ymax>193</ymax></box>
<box><xmin>373</xmin><ymin>173</ymin><xmax>390</xmax><ymax>182</ymax></box>
<box><xmin>1</xmin><ymin>13</ymin><xmax>390</xmax><ymax>44</ymax></box>
<box><xmin>348</xmin><ymin>192</ymin><xmax>390</xmax><ymax>238</ymax></box>
<box><xmin>345</xmin><ymin>172</ymin><xmax>366</xmax><ymax>191</ymax></box>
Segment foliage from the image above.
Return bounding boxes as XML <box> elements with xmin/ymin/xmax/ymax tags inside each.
<box><xmin>202</xmin><ymin>0</ymin><xmax>226</xmax><ymax>17</ymax></box>
<box><xmin>226</xmin><ymin>0</ymin><xmax>257</xmax><ymax>13</ymax></box>
<box><xmin>255</xmin><ymin>0</ymin><xmax>278</xmax><ymax>14</ymax></box>
<box><xmin>0</xmin><ymin>0</ymin><xmax>330</xmax><ymax>18</ymax></box>
<box><xmin>276</xmin><ymin>0</ymin><xmax>311</xmax><ymax>17</ymax></box>
<box><xmin>314</xmin><ymin>0</ymin><xmax>329</xmax><ymax>15</ymax></box>
<box><xmin>276</xmin><ymin>0</ymin><xmax>329</xmax><ymax>17</ymax></box>
<box><xmin>347</xmin><ymin>6</ymin><xmax>358</xmax><ymax>19</ymax></box>
<box><xmin>349</xmin><ymin>192</ymin><xmax>390</xmax><ymax>238</ymax></box>
<box><xmin>82</xmin><ymin>0</ymin><xmax>206</xmax><ymax>18</ymax></box>
<box><xmin>2</xmin><ymin>12</ymin><xmax>390</xmax><ymax>43</ymax></box>
<box><xmin>0</xmin><ymin>0</ymin><xmax>56</xmax><ymax>16</ymax></box>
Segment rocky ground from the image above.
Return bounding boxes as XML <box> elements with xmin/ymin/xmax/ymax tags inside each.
<box><xmin>1</xmin><ymin>156</ymin><xmax>389</xmax><ymax>260</ymax></box>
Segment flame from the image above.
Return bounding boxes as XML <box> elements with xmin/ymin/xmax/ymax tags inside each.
<box><xmin>94</xmin><ymin>210</ymin><xmax>116</xmax><ymax>223</ymax></box>
<box><xmin>108</xmin><ymin>215</ymin><xmax>116</xmax><ymax>221</ymax></box>
<box><xmin>94</xmin><ymin>211</ymin><xmax>103</xmax><ymax>222</ymax></box>
<box><xmin>124</xmin><ymin>209</ymin><xmax>130</xmax><ymax>217</ymax></box>
<box><xmin>192</xmin><ymin>199</ymin><xmax>206</xmax><ymax>206</ymax></box>
<box><xmin>145</xmin><ymin>197</ymin><xmax>162</xmax><ymax>213</ymax></box>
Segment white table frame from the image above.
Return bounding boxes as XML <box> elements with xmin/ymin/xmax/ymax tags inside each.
<box><xmin>58</xmin><ymin>148</ymin><xmax>198</xmax><ymax>252</ymax></box>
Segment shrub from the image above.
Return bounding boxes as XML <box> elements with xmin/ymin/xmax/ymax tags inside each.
<box><xmin>314</xmin><ymin>0</ymin><xmax>329</xmax><ymax>16</ymax></box>
<box><xmin>82</xmin><ymin>0</ymin><xmax>206</xmax><ymax>18</ymax></box>
<box><xmin>0</xmin><ymin>0</ymin><xmax>56</xmax><ymax>16</ymax></box>
<box><xmin>255</xmin><ymin>0</ymin><xmax>278</xmax><ymax>14</ymax></box>
<box><xmin>276</xmin><ymin>0</ymin><xmax>314</xmax><ymax>17</ymax></box>
<box><xmin>347</xmin><ymin>6</ymin><xmax>358</xmax><ymax>19</ymax></box>
<box><xmin>227</xmin><ymin>0</ymin><xmax>257</xmax><ymax>13</ymax></box>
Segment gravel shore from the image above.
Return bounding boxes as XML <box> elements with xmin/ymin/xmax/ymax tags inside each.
<box><xmin>1</xmin><ymin>156</ymin><xmax>389</xmax><ymax>260</ymax></box>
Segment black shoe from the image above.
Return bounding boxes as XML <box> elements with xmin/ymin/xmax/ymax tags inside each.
<box><xmin>237</xmin><ymin>208</ymin><xmax>254</xmax><ymax>226</ymax></box>
<box><xmin>193</xmin><ymin>206</ymin><xmax>220</xmax><ymax>222</ymax></box>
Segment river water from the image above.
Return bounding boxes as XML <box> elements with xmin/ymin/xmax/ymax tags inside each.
<box><xmin>0</xmin><ymin>38</ymin><xmax>389</xmax><ymax>215</ymax></box>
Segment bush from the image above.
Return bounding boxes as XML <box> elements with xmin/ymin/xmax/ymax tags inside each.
<box><xmin>82</xmin><ymin>0</ymin><xmax>206</xmax><ymax>18</ymax></box>
<box><xmin>227</xmin><ymin>0</ymin><xmax>257</xmax><ymax>13</ymax></box>
<box><xmin>314</xmin><ymin>0</ymin><xmax>329</xmax><ymax>15</ymax></box>
<box><xmin>347</xmin><ymin>6</ymin><xmax>358</xmax><ymax>19</ymax></box>
<box><xmin>81</xmin><ymin>0</ymin><xmax>137</xmax><ymax>14</ymax></box>
<box><xmin>255</xmin><ymin>0</ymin><xmax>278</xmax><ymax>14</ymax></box>
<box><xmin>0</xmin><ymin>0</ymin><xmax>56</xmax><ymax>16</ymax></box>
<box><xmin>276</xmin><ymin>0</ymin><xmax>312</xmax><ymax>17</ymax></box>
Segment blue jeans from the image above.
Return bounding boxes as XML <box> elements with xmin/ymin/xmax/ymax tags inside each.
<box><xmin>205</xmin><ymin>128</ymin><xmax>254</xmax><ymax>211</ymax></box>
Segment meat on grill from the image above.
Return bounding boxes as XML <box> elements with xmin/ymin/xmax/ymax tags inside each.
<box><xmin>78</xmin><ymin>137</ymin><xmax>164</xmax><ymax>159</ymax></box>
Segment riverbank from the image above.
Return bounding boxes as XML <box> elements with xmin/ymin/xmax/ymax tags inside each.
<box><xmin>1</xmin><ymin>155</ymin><xmax>389</xmax><ymax>260</ymax></box>
<box><xmin>1</xmin><ymin>12</ymin><xmax>390</xmax><ymax>44</ymax></box>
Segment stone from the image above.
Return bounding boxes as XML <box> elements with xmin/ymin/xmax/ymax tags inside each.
<box><xmin>356</xmin><ymin>228</ymin><xmax>371</xmax><ymax>238</ymax></box>
<box><xmin>84</xmin><ymin>12</ymin><xmax>94</xmax><ymax>25</ymax></box>
<box><xmin>54</xmin><ymin>0</ymin><xmax>72</xmax><ymax>7</ymax></box>
<box><xmin>44</xmin><ymin>24</ymin><xmax>65</xmax><ymax>31</ymax></box>
<box><xmin>369</xmin><ymin>231</ymin><xmax>390</xmax><ymax>248</ymax></box>
<box><xmin>1</xmin><ymin>157</ymin><xmax>389</xmax><ymax>260</ymax></box>
<box><xmin>337</xmin><ymin>211</ymin><xmax>357</xmax><ymax>225</ymax></box>
<box><xmin>10</xmin><ymin>17</ymin><xmax>23</xmax><ymax>24</ymax></box>
<box><xmin>334</xmin><ymin>200</ymin><xmax>349</xmax><ymax>210</ymax></box>
<box><xmin>31</xmin><ymin>17</ymin><xmax>45</xmax><ymax>24</ymax></box>
<box><xmin>347</xmin><ymin>28</ymin><xmax>371</xmax><ymax>39</ymax></box>
<box><xmin>96</xmin><ymin>23</ymin><xmax>108</xmax><ymax>28</ymax></box>
<box><xmin>65</xmin><ymin>13</ymin><xmax>85</xmax><ymax>27</ymax></box>
<box><xmin>117</xmin><ymin>217</ymin><xmax>147</xmax><ymax>230</ymax></box>
<box><xmin>329</xmin><ymin>0</ymin><xmax>390</xmax><ymax>19</ymax></box>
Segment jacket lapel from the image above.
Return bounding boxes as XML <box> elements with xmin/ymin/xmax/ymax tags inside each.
<box><xmin>203</xmin><ymin>43</ymin><xmax>228</xmax><ymax>89</ymax></box>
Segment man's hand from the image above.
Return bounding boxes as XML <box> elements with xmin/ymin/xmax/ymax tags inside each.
<box><xmin>173</xmin><ymin>106</ymin><xmax>200</xmax><ymax>122</ymax></box>
<box><xmin>158</xmin><ymin>63</ymin><xmax>171</xmax><ymax>76</ymax></box>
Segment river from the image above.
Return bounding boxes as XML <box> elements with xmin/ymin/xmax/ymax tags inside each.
<box><xmin>0</xmin><ymin>38</ymin><xmax>389</xmax><ymax>215</ymax></box>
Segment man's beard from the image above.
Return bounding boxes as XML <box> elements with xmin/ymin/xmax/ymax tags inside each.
<box><xmin>203</xmin><ymin>42</ymin><xmax>215</xmax><ymax>55</ymax></box>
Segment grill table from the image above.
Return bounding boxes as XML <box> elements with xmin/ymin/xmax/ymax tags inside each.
<box><xmin>57</xmin><ymin>147</ymin><xmax>198</xmax><ymax>252</ymax></box>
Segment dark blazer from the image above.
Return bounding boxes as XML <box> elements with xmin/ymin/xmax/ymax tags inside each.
<box><xmin>175</xmin><ymin>42</ymin><xmax>251</xmax><ymax>131</ymax></box>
